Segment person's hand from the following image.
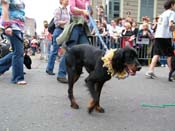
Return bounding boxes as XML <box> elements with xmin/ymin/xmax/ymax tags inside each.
<box><xmin>170</xmin><ymin>21</ymin><xmax>175</xmax><ymax>31</ymax></box>
<box><xmin>129</xmin><ymin>35</ymin><xmax>135</xmax><ymax>41</ymax></box>
<box><xmin>143</xmin><ymin>30</ymin><xmax>148</xmax><ymax>36</ymax></box>
<box><xmin>64</xmin><ymin>19</ymin><xmax>69</xmax><ymax>24</ymax></box>
<box><xmin>4</xmin><ymin>27</ymin><xmax>13</xmax><ymax>36</ymax></box>
<box><xmin>82</xmin><ymin>9</ymin><xmax>89</xmax><ymax>16</ymax></box>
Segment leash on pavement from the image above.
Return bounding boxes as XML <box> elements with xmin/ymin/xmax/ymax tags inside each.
<box><xmin>87</xmin><ymin>6</ymin><xmax>109</xmax><ymax>52</ymax></box>
<box><xmin>141</xmin><ymin>103</ymin><xmax>175</xmax><ymax>108</ymax></box>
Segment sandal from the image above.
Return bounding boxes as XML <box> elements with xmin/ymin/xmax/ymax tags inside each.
<box><xmin>17</xmin><ymin>80</ymin><xmax>27</xmax><ymax>85</ymax></box>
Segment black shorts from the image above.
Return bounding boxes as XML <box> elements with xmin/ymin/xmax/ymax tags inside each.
<box><xmin>153</xmin><ymin>38</ymin><xmax>174</xmax><ymax>56</ymax></box>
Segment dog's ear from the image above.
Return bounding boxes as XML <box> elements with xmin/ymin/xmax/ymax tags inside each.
<box><xmin>112</xmin><ymin>49</ymin><xmax>125</xmax><ymax>72</ymax></box>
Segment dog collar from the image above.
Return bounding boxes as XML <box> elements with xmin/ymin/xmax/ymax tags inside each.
<box><xmin>101</xmin><ymin>49</ymin><xmax>128</xmax><ymax>79</ymax></box>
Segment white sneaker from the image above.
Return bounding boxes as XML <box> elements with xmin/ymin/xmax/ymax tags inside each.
<box><xmin>145</xmin><ymin>71</ymin><xmax>157</xmax><ymax>78</ymax></box>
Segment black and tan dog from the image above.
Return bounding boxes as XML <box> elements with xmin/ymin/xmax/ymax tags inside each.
<box><xmin>65</xmin><ymin>44</ymin><xmax>141</xmax><ymax>113</ymax></box>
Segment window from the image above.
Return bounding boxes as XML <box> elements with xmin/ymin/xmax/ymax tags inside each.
<box><xmin>140</xmin><ymin>0</ymin><xmax>154</xmax><ymax>21</ymax></box>
<box><xmin>114</xmin><ymin>1</ymin><xmax>120</xmax><ymax>17</ymax></box>
<box><xmin>106</xmin><ymin>0</ymin><xmax>120</xmax><ymax>21</ymax></box>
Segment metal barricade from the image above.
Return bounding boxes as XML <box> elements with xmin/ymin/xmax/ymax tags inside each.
<box><xmin>89</xmin><ymin>35</ymin><xmax>175</xmax><ymax>66</ymax></box>
<box><xmin>40</xmin><ymin>39</ymin><xmax>51</xmax><ymax>61</ymax></box>
<box><xmin>136</xmin><ymin>37</ymin><xmax>151</xmax><ymax>65</ymax></box>
<box><xmin>88</xmin><ymin>35</ymin><xmax>121</xmax><ymax>49</ymax></box>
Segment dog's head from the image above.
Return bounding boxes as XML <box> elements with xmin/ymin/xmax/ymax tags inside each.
<box><xmin>24</xmin><ymin>54</ymin><xmax>32</xmax><ymax>69</ymax></box>
<box><xmin>112</xmin><ymin>46</ymin><xmax>141</xmax><ymax>76</ymax></box>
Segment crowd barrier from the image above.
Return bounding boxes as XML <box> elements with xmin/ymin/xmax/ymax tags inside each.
<box><xmin>40</xmin><ymin>39</ymin><xmax>52</xmax><ymax>61</ymax></box>
<box><xmin>88</xmin><ymin>35</ymin><xmax>175</xmax><ymax>65</ymax></box>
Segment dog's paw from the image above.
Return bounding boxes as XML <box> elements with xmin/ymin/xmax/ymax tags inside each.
<box><xmin>95</xmin><ymin>106</ymin><xmax>105</xmax><ymax>113</ymax></box>
<box><xmin>87</xmin><ymin>107</ymin><xmax>94</xmax><ymax>114</ymax></box>
<box><xmin>71</xmin><ymin>103</ymin><xmax>79</xmax><ymax>109</ymax></box>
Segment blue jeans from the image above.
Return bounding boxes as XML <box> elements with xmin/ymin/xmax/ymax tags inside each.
<box><xmin>31</xmin><ymin>47</ymin><xmax>36</xmax><ymax>55</ymax></box>
<box><xmin>0</xmin><ymin>52</ymin><xmax>13</xmax><ymax>74</ymax></box>
<box><xmin>11</xmin><ymin>31</ymin><xmax>24</xmax><ymax>83</ymax></box>
<box><xmin>46</xmin><ymin>27</ymin><xmax>67</xmax><ymax>78</ymax></box>
<box><xmin>47</xmin><ymin>40</ymin><xmax>52</xmax><ymax>58</ymax></box>
<box><xmin>68</xmin><ymin>25</ymin><xmax>90</xmax><ymax>47</ymax></box>
<box><xmin>57</xmin><ymin>54</ymin><xmax>66</xmax><ymax>78</ymax></box>
<box><xmin>0</xmin><ymin>30</ymin><xmax>25</xmax><ymax>83</ymax></box>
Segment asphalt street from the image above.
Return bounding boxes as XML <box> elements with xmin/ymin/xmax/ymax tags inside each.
<box><xmin>0</xmin><ymin>54</ymin><xmax>175</xmax><ymax>131</ymax></box>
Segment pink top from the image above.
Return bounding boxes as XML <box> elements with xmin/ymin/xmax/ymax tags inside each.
<box><xmin>69</xmin><ymin>0</ymin><xmax>90</xmax><ymax>18</ymax></box>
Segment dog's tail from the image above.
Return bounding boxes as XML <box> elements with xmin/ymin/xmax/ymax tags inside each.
<box><xmin>61</xmin><ymin>40</ymin><xmax>75</xmax><ymax>53</ymax></box>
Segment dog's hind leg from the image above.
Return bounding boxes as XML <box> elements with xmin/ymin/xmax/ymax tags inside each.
<box><xmin>86</xmin><ymin>79</ymin><xmax>99</xmax><ymax>113</ymax></box>
<box><xmin>67</xmin><ymin>69</ymin><xmax>81</xmax><ymax>109</ymax></box>
<box><xmin>95</xmin><ymin>82</ymin><xmax>105</xmax><ymax>113</ymax></box>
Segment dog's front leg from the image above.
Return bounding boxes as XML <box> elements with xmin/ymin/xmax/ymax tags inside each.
<box><xmin>95</xmin><ymin>82</ymin><xmax>105</xmax><ymax>113</ymax></box>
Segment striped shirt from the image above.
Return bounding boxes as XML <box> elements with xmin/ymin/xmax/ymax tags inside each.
<box><xmin>54</xmin><ymin>4</ymin><xmax>70</xmax><ymax>28</ymax></box>
<box><xmin>0</xmin><ymin>0</ymin><xmax>25</xmax><ymax>31</ymax></box>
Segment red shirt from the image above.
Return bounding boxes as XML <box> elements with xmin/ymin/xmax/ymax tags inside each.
<box><xmin>69</xmin><ymin>0</ymin><xmax>90</xmax><ymax>18</ymax></box>
<box><xmin>44</xmin><ymin>28</ymin><xmax>52</xmax><ymax>40</ymax></box>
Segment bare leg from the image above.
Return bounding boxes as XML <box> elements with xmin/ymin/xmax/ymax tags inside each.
<box><xmin>167</xmin><ymin>56</ymin><xmax>172</xmax><ymax>71</ymax></box>
<box><xmin>149</xmin><ymin>55</ymin><xmax>160</xmax><ymax>72</ymax></box>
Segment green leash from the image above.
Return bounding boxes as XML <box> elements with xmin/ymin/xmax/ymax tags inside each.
<box><xmin>141</xmin><ymin>103</ymin><xmax>175</xmax><ymax>108</ymax></box>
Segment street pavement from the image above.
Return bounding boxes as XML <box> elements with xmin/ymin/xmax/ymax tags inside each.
<box><xmin>0</xmin><ymin>54</ymin><xmax>175</xmax><ymax>131</ymax></box>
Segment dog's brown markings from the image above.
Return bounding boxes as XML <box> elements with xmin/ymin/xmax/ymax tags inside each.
<box><xmin>95</xmin><ymin>105</ymin><xmax>105</xmax><ymax>113</ymax></box>
<box><xmin>70</xmin><ymin>74</ymin><xmax>80</xmax><ymax>109</ymax></box>
<box><xmin>73</xmin><ymin>74</ymin><xmax>80</xmax><ymax>83</ymax></box>
<box><xmin>70</xmin><ymin>97</ymin><xmax>79</xmax><ymax>109</ymax></box>
<box><xmin>88</xmin><ymin>98</ymin><xmax>96</xmax><ymax>113</ymax></box>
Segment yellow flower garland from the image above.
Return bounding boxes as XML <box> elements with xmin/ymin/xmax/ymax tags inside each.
<box><xmin>101</xmin><ymin>49</ymin><xmax>128</xmax><ymax>79</ymax></box>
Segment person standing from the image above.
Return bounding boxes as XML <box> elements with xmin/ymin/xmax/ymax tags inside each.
<box><xmin>46</xmin><ymin>0</ymin><xmax>70</xmax><ymax>83</ymax></box>
<box><xmin>43</xmin><ymin>20</ymin><xmax>52</xmax><ymax>59</ymax></box>
<box><xmin>68</xmin><ymin>0</ymin><xmax>91</xmax><ymax>46</ymax></box>
<box><xmin>0</xmin><ymin>0</ymin><xmax>26</xmax><ymax>85</ymax></box>
<box><xmin>145</xmin><ymin>0</ymin><xmax>175</xmax><ymax>78</ymax></box>
<box><xmin>30</xmin><ymin>36</ymin><xmax>38</xmax><ymax>56</ymax></box>
<box><xmin>57</xmin><ymin>0</ymin><xmax>92</xmax><ymax>48</ymax></box>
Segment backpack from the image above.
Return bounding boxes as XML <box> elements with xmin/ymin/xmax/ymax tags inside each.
<box><xmin>48</xmin><ymin>18</ymin><xmax>55</xmax><ymax>34</ymax></box>
<box><xmin>48</xmin><ymin>7</ymin><xmax>62</xmax><ymax>34</ymax></box>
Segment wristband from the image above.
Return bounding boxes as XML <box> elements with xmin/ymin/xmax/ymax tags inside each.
<box><xmin>3</xmin><ymin>21</ymin><xmax>12</xmax><ymax>28</ymax></box>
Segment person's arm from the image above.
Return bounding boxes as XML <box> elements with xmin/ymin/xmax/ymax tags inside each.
<box><xmin>169</xmin><ymin>12</ymin><xmax>175</xmax><ymax>31</ymax></box>
<box><xmin>54</xmin><ymin>8</ymin><xmax>68</xmax><ymax>27</ymax></box>
<box><xmin>1</xmin><ymin>0</ymin><xmax>10</xmax><ymax>21</ymax></box>
<box><xmin>169</xmin><ymin>20</ymin><xmax>175</xmax><ymax>31</ymax></box>
<box><xmin>147</xmin><ymin>30</ymin><xmax>153</xmax><ymax>39</ymax></box>
<box><xmin>1</xmin><ymin>0</ymin><xmax>12</xmax><ymax>36</ymax></box>
<box><xmin>69</xmin><ymin>0</ymin><xmax>89</xmax><ymax>16</ymax></box>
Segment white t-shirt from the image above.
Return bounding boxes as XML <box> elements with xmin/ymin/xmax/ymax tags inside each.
<box><xmin>108</xmin><ymin>25</ymin><xmax>123</xmax><ymax>36</ymax></box>
<box><xmin>155</xmin><ymin>9</ymin><xmax>175</xmax><ymax>38</ymax></box>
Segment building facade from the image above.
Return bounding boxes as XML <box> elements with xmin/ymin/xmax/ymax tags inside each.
<box><xmin>92</xmin><ymin>0</ymin><xmax>165</xmax><ymax>22</ymax></box>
